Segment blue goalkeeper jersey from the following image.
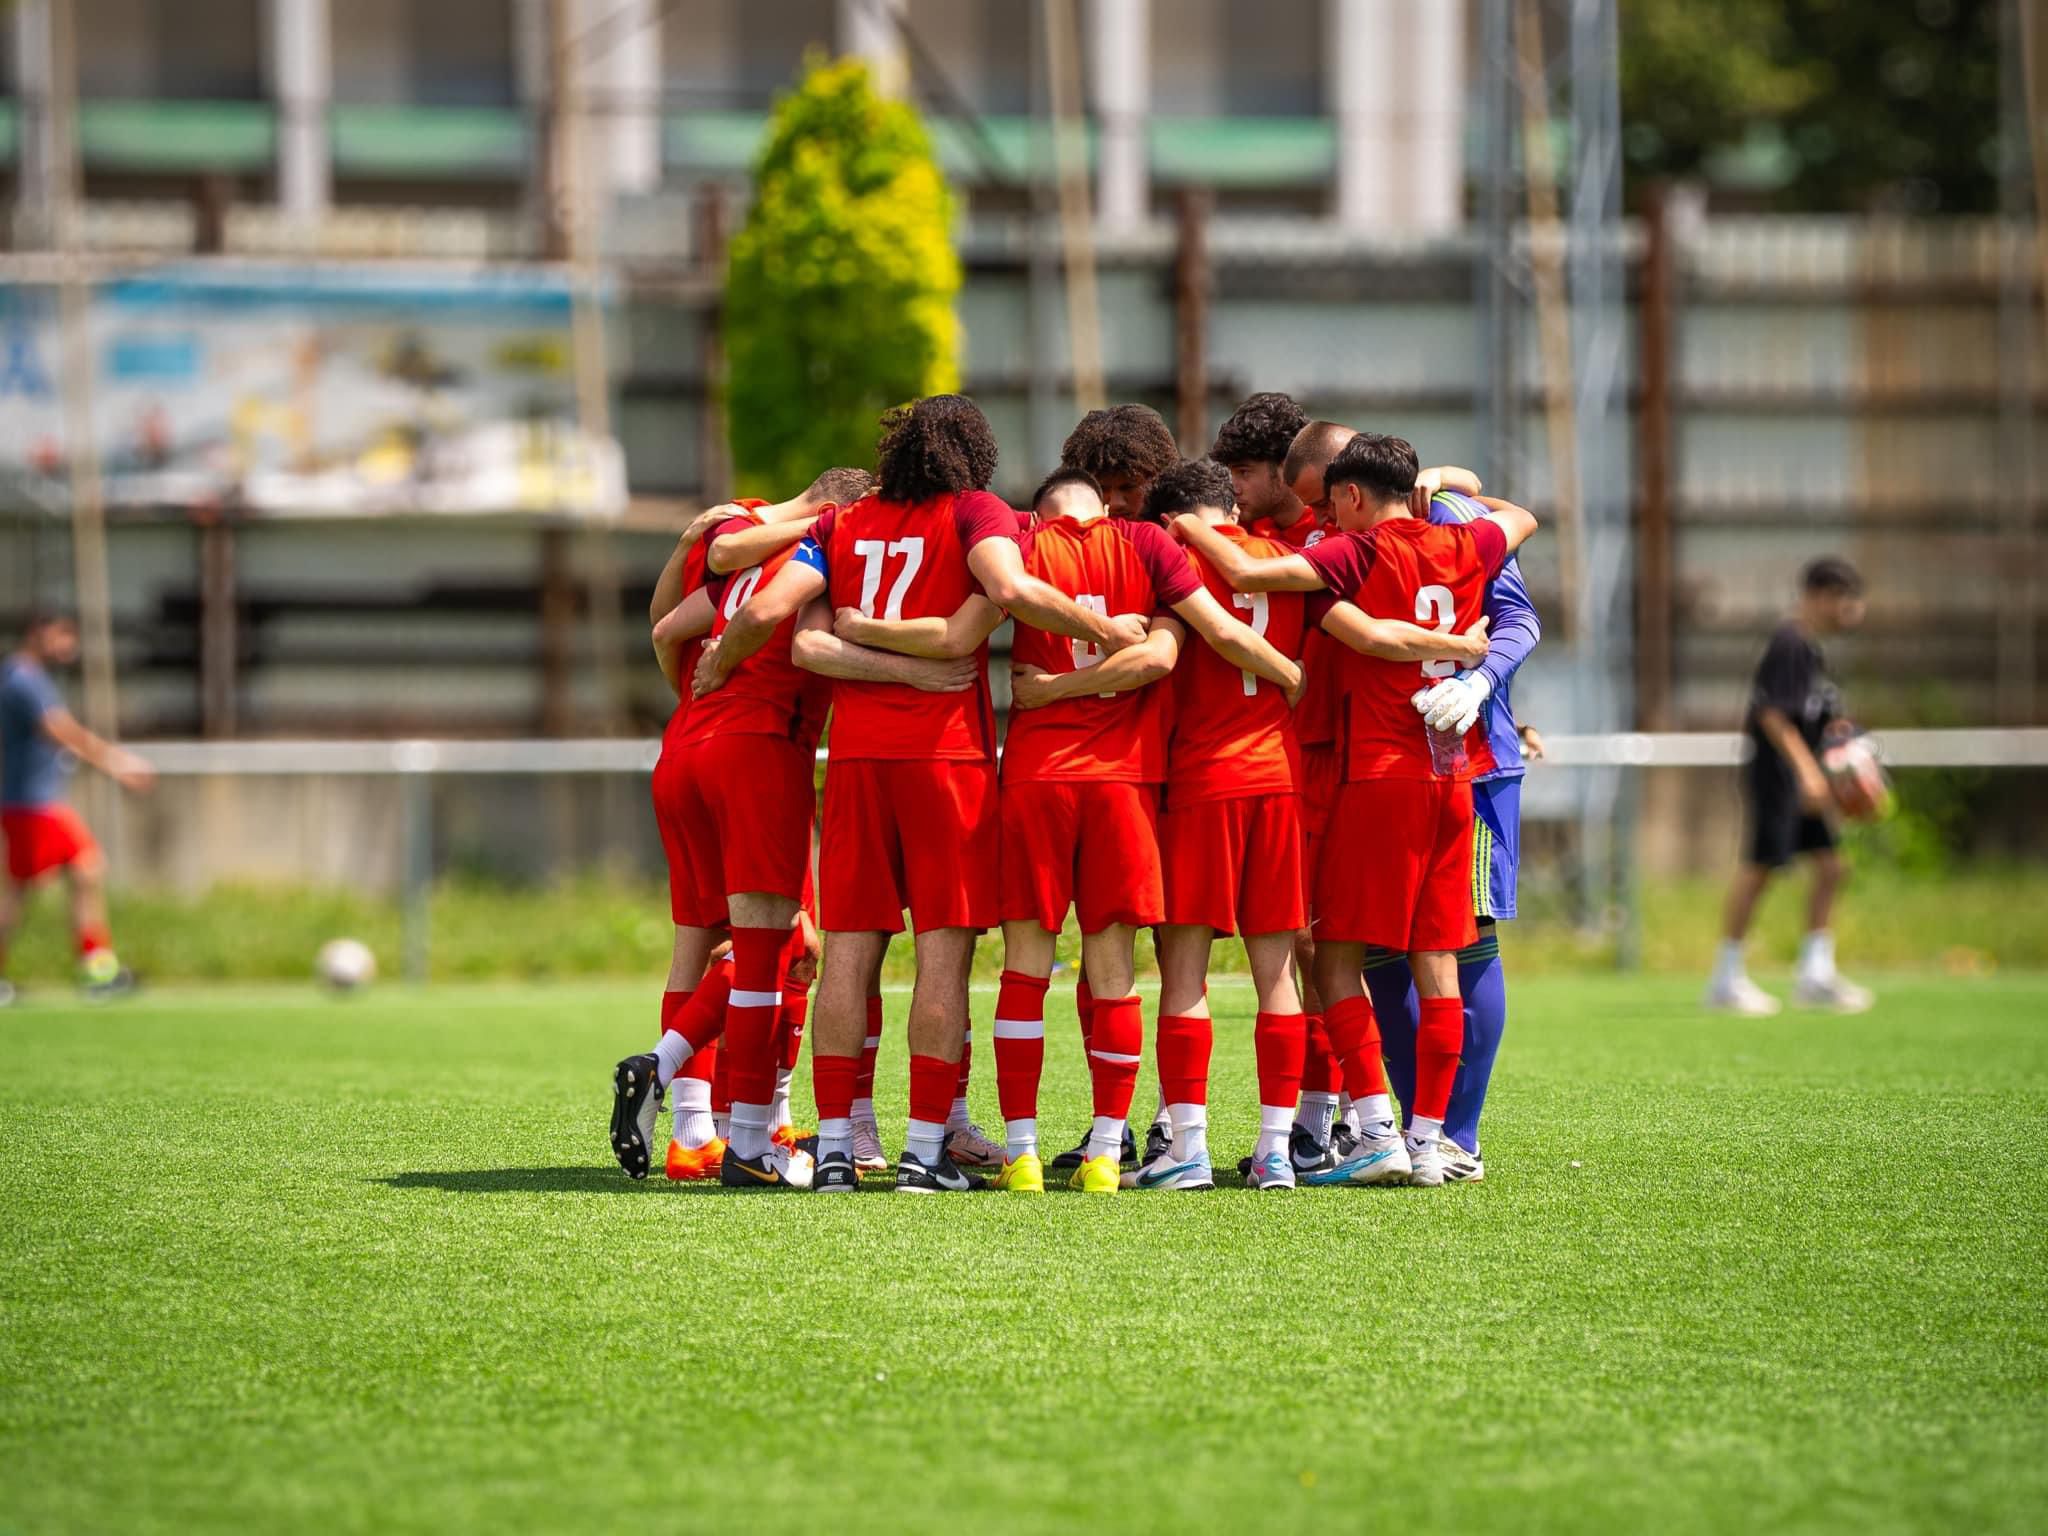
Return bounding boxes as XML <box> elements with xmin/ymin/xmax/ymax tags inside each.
<box><xmin>1428</xmin><ymin>491</ymin><xmax>1540</xmax><ymax>784</ymax></box>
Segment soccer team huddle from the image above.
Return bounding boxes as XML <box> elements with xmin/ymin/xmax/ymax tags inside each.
<box><xmin>609</xmin><ymin>388</ymin><xmax>1541</xmax><ymax>1194</ymax></box>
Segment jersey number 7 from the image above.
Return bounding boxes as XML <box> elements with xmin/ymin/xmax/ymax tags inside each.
<box><xmin>852</xmin><ymin>537</ymin><xmax>926</xmax><ymax>620</ymax></box>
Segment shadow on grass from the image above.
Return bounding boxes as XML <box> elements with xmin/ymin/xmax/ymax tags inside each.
<box><xmin>373</xmin><ymin>1166</ymin><xmax>719</xmax><ymax>1195</ymax></box>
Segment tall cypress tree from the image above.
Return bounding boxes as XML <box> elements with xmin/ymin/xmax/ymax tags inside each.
<box><xmin>724</xmin><ymin>57</ymin><xmax>962</xmax><ymax>496</ymax></box>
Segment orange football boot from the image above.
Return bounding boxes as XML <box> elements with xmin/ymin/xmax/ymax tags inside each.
<box><xmin>665</xmin><ymin>1136</ymin><xmax>726</xmax><ymax>1181</ymax></box>
<box><xmin>772</xmin><ymin>1125</ymin><xmax>814</xmax><ymax>1152</ymax></box>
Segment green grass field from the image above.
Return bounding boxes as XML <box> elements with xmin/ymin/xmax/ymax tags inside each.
<box><xmin>3</xmin><ymin>973</ymin><xmax>2045</xmax><ymax>1535</ymax></box>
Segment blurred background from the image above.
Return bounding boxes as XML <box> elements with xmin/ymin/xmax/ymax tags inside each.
<box><xmin>0</xmin><ymin>0</ymin><xmax>2041</xmax><ymax>981</ymax></box>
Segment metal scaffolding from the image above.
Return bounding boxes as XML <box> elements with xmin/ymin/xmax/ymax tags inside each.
<box><xmin>1473</xmin><ymin>0</ymin><xmax>1632</xmax><ymax>944</ymax></box>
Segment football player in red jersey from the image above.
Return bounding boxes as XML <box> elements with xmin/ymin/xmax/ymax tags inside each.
<box><xmin>1173</xmin><ymin>432</ymin><xmax>1537</xmax><ymax>1188</ymax></box>
<box><xmin>613</xmin><ymin>469</ymin><xmax>871</xmax><ymax>1184</ymax></box>
<box><xmin>1144</xmin><ymin>458</ymin><xmax>1488</xmax><ymax>1190</ymax></box>
<box><xmin>1058</xmin><ymin>404</ymin><xmax>1179</xmax><ymax>522</ymax></box>
<box><xmin>853</xmin><ymin>466</ymin><xmax>1299</xmax><ymax>1194</ymax></box>
<box><xmin>703</xmin><ymin>396</ymin><xmax>1146</xmax><ymax>1194</ymax></box>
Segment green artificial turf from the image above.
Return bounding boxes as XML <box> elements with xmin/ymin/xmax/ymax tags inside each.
<box><xmin>2</xmin><ymin>974</ymin><xmax>2045</xmax><ymax>1535</ymax></box>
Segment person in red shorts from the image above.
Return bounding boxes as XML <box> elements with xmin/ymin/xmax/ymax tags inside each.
<box><xmin>1142</xmin><ymin>458</ymin><xmax>1485</xmax><ymax>1191</ymax></box>
<box><xmin>0</xmin><ymin>612</ymin><xmax>155</xmax><ymax>1006</ymax></box>
<box><xmin>1172</xmin><ymin>432</ymin><xmax>1536</xmax><ymax>1188</ymax></box>
<box><xmin>853</xmin><ymin>466</ymin><xmax>1300</xmax><ymax>1194</ymax></box>
<box><xmin>619</xmin><ymin>468</ymin><xmax>868</xmax><ymax>1181</ymax></box>
<box><xmin>705</xmin><ymin>395</ymin><xmax>1144</xmax><ymax>1194</ymax></box>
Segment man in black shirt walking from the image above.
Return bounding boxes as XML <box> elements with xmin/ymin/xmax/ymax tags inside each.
<box><xmin>1706</xmin><ymin>558</ymin><xmax>1872</xmax><ymax>1015</ymax></box>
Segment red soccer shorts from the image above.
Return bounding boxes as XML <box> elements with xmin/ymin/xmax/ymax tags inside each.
<box><xmin>2</xmin><ymin>804</ymin><xmax>97</xmax><ymax>884</ymax></box>
<box><xmin>821</xmin><ymin>757</ymin><xmax>998</xmax><ymax>934</ymax></box>
<box><xmin>1161</xmin><ymin>793</ymin><xmax>1305</xmax><ymax>937</ymax></box>
<box><xmin>1298</xmin><ymin>744</ymin><xmax>1341</xmax><ymax>913</ymax></box>
<box><xmin>1000</xmin><ymin>778</ymin><xmax>1163</xmax><ymax>934</ymax></box>
<box><xmin>655</xmin><ymin>733</ymin><xmax>813</xmax><ymax>930</ymax></box>
<box><xmin>1314</xmin><ymin>777</ymin><xmax>1478</xmax><ymax>953</ymax></box>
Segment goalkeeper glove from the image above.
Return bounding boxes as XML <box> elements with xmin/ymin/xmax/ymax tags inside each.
<box><xmin>1413</xmin><ymin>670</ymin><xmax>1492</xmax><ymax>736</ymax></box>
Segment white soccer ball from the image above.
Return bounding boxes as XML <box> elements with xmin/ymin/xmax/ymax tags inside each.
<box><xmin>316</xmin><ymin>938</ymin><xmax>379</xmax><ymax>993</ymax></box>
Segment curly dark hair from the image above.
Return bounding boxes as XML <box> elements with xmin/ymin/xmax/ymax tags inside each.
<box><xmin>1324</xmin><ymin>432</ymin><xmax>1419</xmax><ymax>505</ymax></box>
<box><xmin>875</xmin><ymin>394</ymin><xmax>1000</xmax><ymax>502</ymax></box>
<box><xmin>1210</xmin><ymin>392</ymin><xmax>1307</xmax><ymax>467</ymax></box>
<box><xmin>1059</xmin><ymin>404</ymin><xmax>1178</xmax><ymax>484</ymax></box>
<box><xmin>805</xmin><ymin>466</ymin><xmax>876</xmax><ymax>506</ymax></box>
<box><xmin>1143</xmin><ymin>457</ymin><xmax>1235</xmax><ymax>522</ymax></box>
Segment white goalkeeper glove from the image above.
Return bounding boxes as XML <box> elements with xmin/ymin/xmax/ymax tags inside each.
<box><xmin>1412</xmin><ymin>670</ymin><xmax>1492</xmax><ymax>736</ymax></box>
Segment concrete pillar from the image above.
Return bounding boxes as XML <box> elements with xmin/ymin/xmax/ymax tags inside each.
<box><xmin>12</xmin><ymin>0</ymin><xmax>57</xmax><ymax>233</ymax></box>
<box><xmin>838</xmin><ymin>0</ymin><xmax>907</xmax><ymax>98</ymax></box>
<box><xmin>585</xmin><ymin>0</ymin><xmax>662</xmax><ymax>195</ymax></box>
<box><xmin>271</xmin><ymin>0</ymin><xmax>332</xmax><ymax>219</ymax></box>
<box><xmin>1402</xmin><ymin>0</ymin><xmax>1464</xmax><ymax>232</ymax></box>
<box><xmin>1330</xmin><ymin>0</ymin><xmax>1465</xmax><ymax>234</ymax></box>
<box><xmin>1089</xmin><ymin>0</ymin><xmax>1149</xmax><ymax>232</ymax></box>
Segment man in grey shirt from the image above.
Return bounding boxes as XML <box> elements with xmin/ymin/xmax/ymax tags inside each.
<box><xmin>1</xmin><ymin>612</ymin><xmax>155</xmax><ymax>1004</ymax></box>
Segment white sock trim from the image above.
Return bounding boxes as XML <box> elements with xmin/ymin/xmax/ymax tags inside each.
<box><xmin>992</xmin><ymin>1017</ymin><xmax>1045</xmax><ymax>1039</ymax></box>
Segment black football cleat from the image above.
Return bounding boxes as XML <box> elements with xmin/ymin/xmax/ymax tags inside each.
<box><xmin>610</xmin><ymin>1053</ymin><xmax>661</xmax><ymax>1179</ymax></box>
<box><xmin>1048</xmin><ymin>1124</ymin><xmax>1138</xmax><ymax>1172</ymax></box>
<box><xmin>894</xmin><ymin>1149</ymin><xmax>987</xmax><ymax>1194</ymax></box>
<box><xmin>812</xmin><ymin>1149</ymin><xmax>862</xmax><ymax>1193</ymax></box>
<box><xmin>719</xmin><ymin>1144</ymin><xmax>813</xmax><ymax>1190</ymax></box>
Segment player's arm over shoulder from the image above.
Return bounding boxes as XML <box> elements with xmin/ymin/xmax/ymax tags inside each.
<box><xmin>1172</xmin><ymin>515</ymin><xmax>1325</xmax><ymax>592</ymax></box>
<box><xmin>1473</xmin><ymin>496</ymin><xmax>1538</xmax><ymax>560</ymax></box>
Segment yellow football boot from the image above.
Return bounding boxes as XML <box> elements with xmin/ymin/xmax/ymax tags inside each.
<box><xmin>1069</xmin><ymin>1153</ymin><xmax>1121</xmax><ymax>1194</ymax></box>
<box><xmin>991</xmin><ymin>1152</ymin><xmax>1045</xmax><ymax>1193</ymax></box>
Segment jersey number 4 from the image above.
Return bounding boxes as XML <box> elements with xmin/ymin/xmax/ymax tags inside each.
<box><xmin>851</xmin><ymin>537</ymin><xmax>927</xmax><ymax>621</ymax></box>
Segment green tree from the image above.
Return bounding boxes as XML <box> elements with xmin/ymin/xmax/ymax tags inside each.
<box><xmin>1621</xmin><ymin>0</ymin><xmax>2004</xmax><ymax>214</ymax></box>
<box><xmin>724</xmin><ymin>57</ymin><xmax>961</xmax><ymax>497</ymax></box>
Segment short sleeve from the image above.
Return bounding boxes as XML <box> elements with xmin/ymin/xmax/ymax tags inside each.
<box><xmin>25</xmin><ymin>668</ymin><xmax>60</xmax><ymax>716</ymax></box>
<box><xmin>1299</xmin><ymin>531</ymin><xmax>1374</xmax><ymax>599</ymax></box>
<box><xmin>1128</xmin><ymin>521</ymin><xmax>1201</xmax><ymax>606</ymax></box>
<box><xmin>1752</xmin><ymin>628</ymin><xmax>1810</xmax><ymax>717</ymax></box>
<box><xmin>954</xmin><ymin>490</ymin><xmax>1025</xmax><ymax>549</ymax></box>
<box><xmin>790</xmin><ymin>535</ymin><xmax>828</xmax><ymax>580</ymax></box>
<box><xmin>1468</xmin><ymin>517</ymin><xmax>1508</xmax><ymax>579</ymax></box>
<box><xmin>808</xmin><ymin>504</ymin><xmax>838</xmax><ymax>551</ymax></box>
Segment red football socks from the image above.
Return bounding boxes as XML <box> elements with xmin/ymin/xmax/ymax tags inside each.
<box><xmin>856</xmin><ymin>994</ymin><xmax>884</xmax><ymax>1108</ymax></box>
<box><xmin>813</xmin><ymin>1051</ymin><xmax>857</xmax><ymax>1125</ymax></box>
<box><xmin>907</xmin><ymin>1053</ymin><xmax>958</xmax><ymax>1129</ymax></box>
<box><xmin>1088</xmin><ymin>994</ymin><xmax>1144</xmax><ymax>1121</ymax></box>
<box><xmin>723</xmin><ymin>926</ymin><xmax>787</xmax><ymax>1110</ymax></box>
<box><xmin>1413</xmin><ymin>995</ymin><xmax>1464</xmax><ymax>1122</ymax></box>
<box><xmin>1301</xmin><ymin>1013</ymin><xmax>1343</xmax><ymax>1094</ymax></box>
<box><xmin>1254</xmin><ymin>1011</ymin><xmax>1308</xmax><ymax>1113</ymax></box>
<box><xmin>993</xmin><ymin>969</ymin><xmax>1050</xmax><ymax>1125</ymax></box>
<box><xmin>1322</xmin><ymin>993</ymin><xmax>1387</xmax><ymax>1100</ymax></box>
<box><xmin>1154</xmin><ymin>1013</ymin><xmax>1211</xmax><ymax>1110</ymax></box>
<box><xmin>1076</xmin><ymin>978</ymin><xmax>1096</xmax><ymax>1053</ymax></box>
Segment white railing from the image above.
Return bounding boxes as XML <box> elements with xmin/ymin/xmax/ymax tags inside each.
<box><xmin>127</xmin><ymin>728</ymin><xmax>2048</xmax><ymax>980</ymax></box>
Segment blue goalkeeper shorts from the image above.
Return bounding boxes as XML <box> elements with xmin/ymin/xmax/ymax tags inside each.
<box><xmin>1472</xmin><ymin>776</ymin><xmax>1521</xmax><ymax>922</ymax></box>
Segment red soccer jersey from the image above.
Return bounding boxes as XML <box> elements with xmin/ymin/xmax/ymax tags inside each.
<box><xmin>1302</xmin><ymin>516</ymin><xmax>1509</xmax><ymax>782</ymax></box>
<box><xmin>1251</xmin><ymin>507</ymin><xmax>1341</xmax><ymax>749</ymax></box>
<box><xmin>664</xmin><ymin>500</ymin><xmax>768</xmax><ymax>717</ymax></box>
<box><xmin>679</xmin><ymin>515</ymin><xmax>827</xmax><ymax>746</ymax></box>
<box><xmin>815</xmin><ymin>490</ymin><xmax>1022</xmax><ymax>761</ymax></box>
<box><xmin>1168</xmin><ymin>522</ymin><xmax>1305</xmax><ymax>808</ymax></box>
<box><xmin>1003</xmin><ymin>514</ymin><xmax>1200</xmax><ymax>784</ymax></box>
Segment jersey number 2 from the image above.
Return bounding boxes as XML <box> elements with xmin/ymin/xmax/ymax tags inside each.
<box><xmin>852</xmin><ymin>537</ymin><xmax>926</xmax><ymax>620</ymax></box>
<box><xmin>1416</xmin><ymin>584</ymin><xmax>1457</xmax><ymax>679</ymax></box>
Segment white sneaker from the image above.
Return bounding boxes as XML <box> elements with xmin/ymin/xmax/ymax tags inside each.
<box><xmin>1407</xmin><ymin>1136</ymin><xmax>1446</xmax><ymax>1188</ymax></box>
<box><xmin>944</xmin><ymin>1120</ymin><xmax>1004</xmax><ymax>1170</ymax></box>
<box><xmin>1793</xmin><ymin>972</ymin><xmax>1874</xmax><ymax>1014</ymax></box>
<box><xmin>1704</xmin><ymin>975</ymin><xmax>1782</xmax><ymax>1017</ymax></box>
<box><xmin>851</xmin><ymin>1119</ymin><xmax>889</xmax><ymax>1173</ymax></box>
<box><xmin>1438</xmin><ymin>1139</ymin><xmax>1485</xmax><ymax>1183</ymax></box>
